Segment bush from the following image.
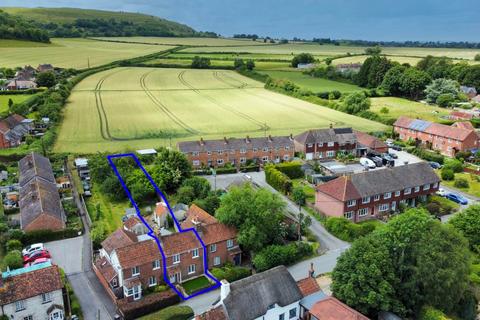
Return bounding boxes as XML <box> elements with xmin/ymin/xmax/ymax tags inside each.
<box><xmin>210</xmin><ymin>264</ymin><xmax>251</xmax><ymax>283</ymax></box>
<box><xmin>444</xmin><ymin>158</ymin><xmax>464</xmax><ymax>173</ymax></box>
<box><xmin>4</xmin><ymin>250</ymin><xmax>23</xmax><ymax>269</ymax></box>
<box><xmin>454</xmin><ymin>178</ymin><xmax>469</xmax><ymax>188</ymax></box>
<box><xmin>253</xmin><ymin>242</ymin><xmax>313</xmax><ymax>272</ymax></box>
<box><xmin>274</xmin><ymin>161</ymin><xmax>303</xmax><ymax>179</ymax></box>
<box><xmin>324</xmin><ymin>217</ymin><xmax>381</xmax><ymax>242</ymax></box>
<box><xmin>22</xmin><ymin>228</ymin><xmax>80</xmax><ymax>245</ymax></box>
<box><xmin>6</xmin><ymin>239</ymin><xmax>22</xmax><ymax>252</ymax></box>
<box><xmin>140</xmin><ymin>305</ymin><xmax>194</xmax><ymax>320</ymax></box>
<box><xmin>441</xmin><ymin>168</ymin><xmax>455</xmax><ymax>181</ymax></box>
<box><xmin>264</xmin><ymin>164</ymin><xmax>292</xmax><ymax>194</ymax></box>
<box><xmin>425</xmin><ymin>196</ymin><xmax>457</xmax><ymax>217</ymax></box>
<box><xmin>411</xmin><ymin>148</ymin><xmax>445</xmax><ymax>164</ymax></box>
<box><xmin>418</xmin><ymin>306</ymin><xmax>452</xmax><ymax>320</ymax></box>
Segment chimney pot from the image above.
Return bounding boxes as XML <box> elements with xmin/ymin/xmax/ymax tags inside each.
<box><xmin>220</xmin><ymin>279</ymin><xmax>231</xmax><ymax>301</ymax></box>
<box><xmin>224</xmin><ymin>137</ymin><xmax>228</xmax><ymax>144</ymax></box>
<box><xmin>268</xmin><ymin>135</ymin><xmax>272</xmax><ymax>142</ymax></box>
<box><xmin>200</xmin><ymin>138</ymin><xmax>205</xmax><ymax>146</ymax></box>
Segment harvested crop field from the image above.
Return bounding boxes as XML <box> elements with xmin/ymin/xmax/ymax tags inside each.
<box><xmin>55</xmin><ymin>67</ymin><xmax>386</xmax><ymax>153</ymax></box>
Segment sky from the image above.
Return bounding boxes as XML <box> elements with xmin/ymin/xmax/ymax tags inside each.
<box><xmin>2</xmin><ymin>0</ymin><xmax>479</xmax><ymax>42</ymax></box>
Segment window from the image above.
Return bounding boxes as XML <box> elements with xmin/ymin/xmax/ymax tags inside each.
<box><xmin>240</xmin><ymin>157</ymin><xmax>246</xmax><ymax>164</ymax></box>
<box><xmin>358</xmin><ymin>208</ymin><xmax>368</xmax><ymax>217</ymax></box>
<box><xmin>214</xmin><ymin>256</ymin><xmax>221</xmax><ymax>266</ymax></box>
<box><xmin>210</xmin><ymin>244</ymin><xmax>217</xmax><ymax>252</ymax></box>
<box><xmin>362</xmin><ymin>196</ymin><xmax>370</xmax><ymax>204</ymax></box>
<box><xmin>262</xmin><ymin>156</ymin><xmax>269</xmax><ymax>162</ymax></box>
<box><xmin>283</xmin><ymin>155</ymin><xmax>290</xmax><ymax>161</ymax></box>
<box><xmin>41</xmin><ymin>292</ymin><xmax>52</xmax><ymax>303</ymax></box>
<box><xmin>289</xmin><ymin>308</ymin><xmax>297</xmax><ymax>319</ymax></box>
<box><xmin>192</xmin><ymin>248</ymin><xmax>199</xmax><ymax>258</ymax></box>
<box><xmin>423</xmin><ymin>184</ymin><xmax>430</xmax><ymax>191</ymax></box>
<box><xmin>240</xmin><ymin>148</ymin><xmax>246</xmax><ymax>154</ymax></box>
<box><xmin>379</xmin><ymin>203</ymin><xmax>389</xmax><ymax>212</ymax></box>
<box><xmin>395</xmin><ymin>190</ymin><xmax>401</xmax><ymax>197</ymax></box>
<box><xmin>188</xmin><ymin>264</ymin><xmax>196</xmax><ymax>274</ymax></box>
<box><xmin>318</xmin><ymin>152</ymin><xmax>323</xmax><ymax>158</ymax></box>
<box><xmin>326</xmin><ymin>150</ymin><xmax>335</xmax><ymax>157</ymax></box>
<box><xmin>112</xmin><ymin>278</ymin><xmax>118</xmax><ymax>287</ymax></box>
<box><xmin>15</xmin><ymin>300</ymin><xmax>25</xmax><ymax>311</ymax></box>
<box><xmin>133</xmin><ymin>285</ymin><xmax>141</xmax><ymax>300</ymax></box>
<box><xmin>318</xmin><ymin>142</ymin><xmax>324</xmax><ymax>147</ymax></box>
<box><xmin>404</xmin><ymin>188</ymin><xmax>411</xmax><ymax>195</ymax></box>
<box><xmin>149</xmin><ymin>276</ymin><xmax>157</xmax><ymax>287</ymax></box>
<box><xmin>49</xmin><ymin>311</ymin><xmax>63</xmax><ymax>320</ymax></box>
<box><xmin>307</xmin><ymin>143</ymin><xmax>313</xmax><ymax>148</ymax></box>
<box><xmin>279</xmin><ymin>314</ymin><xmax>285</xmax><ymax>320</ymax></box>
<box><xmin>284</xmin><ymin>146</ymin><xmax>290</xmax><ymax>150</ymax></box>
<box><xmin>132</xmin><ymin>266</ymin><xmax>140</xmax><ymax>276</ymax></box>
<box><xmin>433</xmin><ymin>182</ymin><xmax>438</xmax><ymax>188</ymax></box>
<box><xmin>217</xmin><ymin>150</ymin><xmax>223</xmax><ymax>155</ymax></box>
<box><xmin>346</xmin><ymin>199</ymin><xmax>356</xmax><ymax>207</ymax></box>
<box><xmin>192</xmin><ymin>160</ymin><xmax>200</xmax><ymax>166</ymax></box>
<box><xmin>173</xmin><ymin>254</ymin><xmax>180</xmax><ymax>264</ymax></box>
<box><xmin>227</xmin><ymin>239</ymin><xmax>234</xmax><ymax>248</ymax></box>
<box><xmin>192</xmin><ymin>151</ymin><xmax>199</xmax><ymax>156</ymax></box>
<box><xmin>344</xmin><ymin>211</ymin><xmax>354</xmax><ymax>219</ymax></box>
<box><xmin>207</xmin><ymin>151</ymin><xmax>212</xmax><ymax>155</ymax></box>
<box><xmin>24</xmin><ymin>316</ymin><xmax>33</xmax><ymax>320</ymax></box>
<box><xmin>414</xmin><ymin>186</ymin><xmax>420</xmax><ymax>192</ymax></box>
<box><xmin>152</xmin><ymin>259</ymin><xmax>160</xmax><ymax>270</ymax></box>
<box><xmin>217</xmin><ymin>159</ymin><xmax>224</xmax><ymax>165</ymax></box>
<box><xmin>384</xmin><ymin>192</ymin><xmax>391</xmax><ymax>199</ymax></box>
<box><xmin>327</xmin><ymin>141</ymin><xmax>335</xmax><ymax>147</ymax></box>
<box><xmin>263</xmin><ymin>147</ymin><xmax>269</xmax><ymax>152</ymax></box>
<box><xmin>253</xmin><ymin>148</ymin><xmax>258</xmax><ymax>152</ymax></box>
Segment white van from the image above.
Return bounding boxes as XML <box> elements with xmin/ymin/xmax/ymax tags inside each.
<box><xmin>22</xmin><ymin>243</ymin><xmax>45</xmax><ymax>257</ymax></box>
<box><xmin>360</xmin><ymin>157</ymin><xmax>376</xmax><ymax>169</ymax></box>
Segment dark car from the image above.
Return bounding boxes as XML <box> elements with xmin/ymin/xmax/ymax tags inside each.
<box><xmin>391</xmin><ymin>145</ymin><xmax>402</xmax><ymax>151</ymax></box>
<box><xmin>387</xmin><ymin>152</ymin><xmax>398</xmax><ymax>159</ymax></box>
<box><xmin>429</xmin><ymin>161</ymin><xmax>442</xmax><ymax>169</ymax></box>
<box><xmin>446</xmin><ymin>193</ymin><xmax>468</xmax><ymax>205</ymax></box>
<box><xmin>370</xmin><ymin>156</ymin><xmax>383</xmax><ymax>167</ymax></box>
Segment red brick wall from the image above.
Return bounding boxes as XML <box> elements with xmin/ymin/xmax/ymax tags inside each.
<box><xmin>121</xmin><ymin>259</ymin><xmax>164</xmax><ymax>289</ymax></box>
<box><xmin>297</xmin><ymin>142</ymin><xmax>356</xmax><ymax>159</ymax></box>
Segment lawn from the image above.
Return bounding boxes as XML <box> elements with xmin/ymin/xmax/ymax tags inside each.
<box><xmin>261</xmin><ymin>70</ymin><xmax>363</xmax><ymax>93</ymax></box>
<box><xmin>292</xmin><ymin>178</ymin><xmax>316</xmax><ymax>203</ymax></box>
<box><xmin>0</xmin><ymin>94</ymin><xmax>37</xmax><ymax>114</ymax></box>
<box><xmin>181</xmin><ymin>276</ymin><xmax>213</xmax><ymax>295</ymax></box>
<box><xmin>0</xmin><ymin>38</ymin><xmax>174</xmax><ymax>69</ymax></box>
<box><xmin>370</xmin><ymin>97</ymin><xmax>450</xmax><ymax>123</ymax></box>
<box><xmin>440</xmin><ymin>172</ymin><xmax>480</xmax><ymax>198</ymax></box>
<box><xmin>54</xmin><ymin>67</ymin><xmax>386</xmax><ymax>153</ymax></box>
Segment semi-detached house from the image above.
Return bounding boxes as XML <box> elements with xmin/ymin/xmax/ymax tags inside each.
<box><xmin>315</xmin><ymin>162</ymin><xmax>440</xmax><ymax>222</ymax></box>
<box><xmin>293</xmin><ymin>127</ymin><xmax>357</xmax><ymax>160</ymax></box>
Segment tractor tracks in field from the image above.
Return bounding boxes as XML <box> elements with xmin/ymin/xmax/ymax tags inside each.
<box><xmin>139</xmin><ymin>70</ymin><xmax>199</xmax><ymax>135</ymax></box>
<box><xmin>178</xmin><ymin>70</ymin><xmax>269</xmax><ymax>131</ymax></box>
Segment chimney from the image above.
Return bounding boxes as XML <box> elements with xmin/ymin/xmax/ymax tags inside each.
<box><xmin>289</xmin><ymin>133</ymin><xmax>293</xmax><ymax>140</ymax></box>
<box><xmin>220</xmin><ymin>279</ymin><xmax>230</xmax><ymax>301</ymax></box>
<box><xmin>245</xmin><ymin>135</ymin><xmax>251</xmax><ymax>143</ymax></box>
<box><xmin>268</xmin><ymin>135</ymin><xmax>273</xmax><ymax>142</ymax></box>
<box><xmin>200</xmin><ymin>138</ymin><xmax>205</xmax><ymax>146</ymax></box>
<box><xmin>329</xmin><ymin>123</ymin><xmax>333</xmax><ymax>129</ymax></box>
<box><xmin>224</xmin><ymin>137</ymin><xmax>228</xmax><ymax>144</ymax></box>
<box><xmin>309</xmin><ymin>262</ymin><xmax>315</xmax><ymax>278</ymax></box>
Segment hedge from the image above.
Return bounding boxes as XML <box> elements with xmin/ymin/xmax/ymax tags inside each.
<box><xmin>274</xmin><ymin>161</ymin><xmax>303</xmax><ymax>179</ymax></box>
<box><xmin>210</xmin><ymin>264</ymin><xmax>251</xmax><ymax>283</ymax></box>
<box><xmin>411</xmin><ymin>148</ymin><xmax>445</xmax><ymax>164</ymax></box>
<box><xmin>139</xmin><ymin>306</ymin><xmax>194</xmax><ymax>320</ymax></box>
<box><xmin>265</xmin><ymin>164</ymin><xmax>292</xmax><ymax>194</ymax></box>
<box><xmin>253</xmin><ymin>242</ymin><xmax>313</xmax><ymax>272</ymax></box>
<box><xmin>324</xmin><ymin>217</ymin><xmax>381</xmax><ymax>242</ymax></box>
<box><xmin>118</xmin><ymin>290</ymin><xmax>180</xmax><ymax>320</ymax></box>
<box><xmin>240</xmin><ymin>164</ymin><xmax>260</xmax><ymax>172</ymax></box>
<box><xmin>21</xmin><ymin>227</ymin><xmax>81</xmax><ymax>245</ymax></box>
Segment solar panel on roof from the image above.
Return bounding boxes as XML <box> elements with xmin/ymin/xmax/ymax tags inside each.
<box><xmin>409</xmin><ymin>119</ymin><xmax>431</xmax><ymax>131</ymax></box>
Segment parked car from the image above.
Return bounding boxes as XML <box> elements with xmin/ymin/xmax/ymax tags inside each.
<box><xmin>23</xmin><ymin>250</ymin><xmax>51</xmax><ymax>263</ymax></box>
<box><xmin>369</xmin><ymin>156</ymin><xmax>384</xmax><ymax>167</ymax></box>
<box><xmin>360</xmin><ymin>157</ymin><xmax>376</xmax><ymax>169</ymax></box>
<box><xmin>446</xmin><ymin>193</ymin><xmax>468</xmax><ymax>205</ymax></box>
<box><xmin>386</xmin><ymin>139</ymin><xmax>394</xmax><ymax>147</ymax></box>
<box><xmin>390</xmin><ymin>145</ymin><xmax>402</xmax><ymax>151</ymax></box>
<box><xmin>22</xmin><ymin>243</ymin><xmax>45</xmax><ymax>257</ymax></box>
<box><xmin>429</xmin><ymin>161</ymin><xmax>442</xmax><ymax>169</ymax></box>
<box><xmin>387</xmin><ymin>152</ymin><xmax>398</xmax><ymax>159</ymax></box>
<box><xmin>24</xmin><ymin>258</ymin><xmax>51</xmax><ymax>268</ymax></box>
<box><xmin>436</xmin><ymin>188</ymin><xmax>446</xmax><ymax>197</ymax></box>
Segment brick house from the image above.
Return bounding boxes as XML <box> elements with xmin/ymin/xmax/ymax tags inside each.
<box><xmin>315</xmin><ymin>162</ymin><xmax>440</xmax><ymax>222</ymax></box>
<box><xmin>94</xmin><ymin>205</ymin><xmax>240</xmax><ymax>302</ymax></box>
<box><xmin>177</xmin><ymin>135</ymin><xmax>295</xmax><ymax>168</ymax></box>
<box><xmin>0</xmin><ymin>114</ymin><xmax>31</xmax><ymax>149</ymax></box>
<box><xmin>354</xmin><ymin>130</ymin><xmax>388</xmax><ymax>154</ymax></box>
<box><xmin>19</xmin><ymin>152</ymin><xmax>66</xmax><ymax>231</ymax></box>
<box><xmin>294</xmin><ymin>127</ymin><xmax>357</xmax><ymax>160</ymax></box>
<box><xmin>449</xmin><ymin>111</ymin><xmax>474</xmax><ymax>121</ymax></box>
<box><xmin>393</xmin><ymin>116</ymin><xmax>478</xmax><ymax>157</ymax></box>
<box><xmin>0</xmin><ymin>262</ymin><xmax>65</xmax><ymax>320</ymax></box>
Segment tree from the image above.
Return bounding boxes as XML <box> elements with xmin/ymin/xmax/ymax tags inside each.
<box><xmin>436</xmin><ymin>93</ymin><xmax>455</xmax><ymax>107</ymax></box>
<box><xmin>332</xmin><ymin>209</ymin><xmax>471</xmax><ymax>318</ymax></box>
<box><xmin>176</xmin><ymin>185</ymin><xmax>196</xmax><ymax>204</ymax></box>
<box><xmin>7</xmin><ymin>98</ymin><xmax>13</xmax><ymax>109</ymax></box>
<box><xmin>191</xmin><ymin>56</ymin><xmax>211</xmax><ymax>69</ymax></box>
<box><xmin>36</xmin><ymin>71</ymin><xmax>56</xmax><ymax>88</ymax></box>
<box><xmin>292</xmin><ymin>187</ymin><xmax>306</xmax><ymax>206</ymax></box>
<box><xmin>424</xmin><ymin>78</ymin><xmax>460</xmax><ymax>104</ymax></box>
<box><xmin>450</xmin><ymin>204</ymin><xmax>480</xmax><ymax>252</ymax></box>
<box><xmin>216</xmin><ymin>184</ymin><xmax>286</xmax><ymax>253</ymax></box>
<box><xmin>381</xmin><ymin>65</ymin><xmax>407</xmax><ymax>96</ymax></box>
<box><xmin>181</xmin><ymin>177</ymin><xmax>210</xmax><ymax>200</ymax></box>
<box><xmin>233</xmin><ymin>59</ymin><xmax>245</xmax><ymax>69</ymax></box>
<box><xmin>441</xmin><ymin>168</ymin><xmax>454</xmax><ymax>180</ymax></box>
<box><xmin>355</xmin><ymin>56</ymin><xmax>393</xmax><ymax>88</ymax></box>
<box><xmin>475</xmin><ymin>54</ymin><xmax>480</xmax><ymax>62</ymax></box>
<box><xmin>4</xmin><ymin>250</ymin><xmax>23</xmax><ymax>269</ymax></box>
<box><xmin>291</xmin><ymin>53</ymin><xmax>315</xmax><ymax>68</ymax></box>
<box><xmin>245</xmin><ymin>59</ymin><xmax>255</xmax><ymax>70</ymax></box>
<box><xmin>6</xmin><ymin>239</ymin><xmax>22</xmax><ymax>252</ymax></box>
<box><xmin>459</xmin><ymin>65</ymin><xmax>480</xmax><ymax>90</ymax></box>
<box><xmin>152</xmin><ymin>148</ymin><xmax>192</xmax><ymax>192</ymax></box>
<box><xmin>399</xmin><ymin>67</ymin><xmax>432</xmax><ymax>100</ymax></box>
<box><xmin>340</xmin><ymin>92</ymin><xmax>371</xmax><ymax>114</ymax></box>
<box><xmin>193</xmin><ymin>192</ymin><xmax>221</xmax><ymax>214</ymax></box>
<box><xmin>365</xmin><ymin>45</ymin><xmax>382</xmax><ymax>55</ymax></box>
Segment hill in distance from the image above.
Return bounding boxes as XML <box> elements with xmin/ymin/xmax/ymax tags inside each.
<box><xmin>0</xmin><ymin>7</ymin><xmax>214</xmax><ymax>38</ymax></box>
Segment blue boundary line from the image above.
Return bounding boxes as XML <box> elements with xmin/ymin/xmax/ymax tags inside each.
<box><xmin>107</xmin><ymin>153</ymin><xmax>221</xmax><ymax>300</ymax></box>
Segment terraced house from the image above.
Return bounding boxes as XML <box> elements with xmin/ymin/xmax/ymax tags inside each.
<box><xmin>177</xmin><ymin>135</ymin><xmax>295</xmax><ymax>168</ymax></box>
<box><xmin>294</xmin><ymin>127</ymin><xmax>357</xmax><ymax>160</ymax></box>
<box><xmin>315</xmin><ymin>162</ymin><xmax>440</xmax><ymax>222</ymax></box>
<box><xmin>393</xmin><ymin>116</ymin><xmax>479</xmax><ymax>156</ymax></box>
<box><xmin>94</xmin><ymin>205</ymin><xmax>240</xmax><ymax>303</ymax></box>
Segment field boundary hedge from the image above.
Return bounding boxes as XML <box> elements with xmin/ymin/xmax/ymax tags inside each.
<box><xmin>265</xmin><ymin>164</ymin><xmax>292</xmax><ymax>194</ymax></box>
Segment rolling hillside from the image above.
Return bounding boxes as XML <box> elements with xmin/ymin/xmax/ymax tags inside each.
<box><xmin>0</xmin><ymin>7</ymin><xmax>208</xmax><ymax>38</ymax></box>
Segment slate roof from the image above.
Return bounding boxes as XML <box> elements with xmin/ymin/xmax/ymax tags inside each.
<box><xmin>0</xmin><ymin>265</ymin><xmax>63</xmax><ymax>305</ymax></box>
<box><xmin>0</xmin><ymin>114</ymin><xmax>28</xmax><ymax>144</ymax></box>
<box><xmin>393</xmin><ymin>116</ymin><xmax>475</xmax><ymax>141</ymax></box>
<box><xmin>294</xmin><ymin>128</ymin><xmax>356</xmax><ymax>145</ymax></box>
<box><xmin>101</xmin><ymin>228</ymin><xmax>137</xmax><ymax>255</ymax></box>
<box><xmin>222</xmin><ymin>265</ymin><xmax>303</xmax><ymax>320</ymax></box>
<box><xmin>309</xmin><ymin>297</ymin><xmax>370</xmax><ymax>320</ymax></box>
<box><xmin>19</xmin><ymin>152</ymin><xmax>56</xmax><ymax>187</ymax></box>
<box><xmin>19</xmin><ymin>176</ymin><xmax>65</xmax><ymax>229</ymax></box>
<box><xmin>177</xmin><ymin>136</ymin><xmax>294</xmax><ymax>153</ymax></box>
<box><xmin>317</xmin><ymin>162</ymin><xmax>440</xmax><ymax>201</ymax></box>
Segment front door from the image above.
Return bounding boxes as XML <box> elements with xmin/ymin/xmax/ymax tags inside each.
<box><xmin>170</xmin><ymin>272</ymin><xmax>182</xmax><ymax>284</ymax></box>
<box><xmin>233</xmin><ymin>254</ymin><xmax>241</xmax><ymax>266</ymax></box>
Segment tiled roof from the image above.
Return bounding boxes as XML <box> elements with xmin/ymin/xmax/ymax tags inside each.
<box><xmin>19</xmin><ymin>152</ymin><xmax>56</xmax><ymax>187</ymax></box>
<box><xmin>296</xmin><ymin>277</ymin><xmax>320</xmax><ymax>297</ymax></box>
<box><xmin>101</xmin><ymin>228</ymin><xmax>137</xmax><ymax>255</ymax></box>
<box><xmin>0</xmin><ymin>265</ymin><xmax>63</xmax><ymax>305</ymax></box>
<box><xmin>394</xmin><ymin>116</ymin><xmax>475</xmax><ymax>141</ymax></box>
<box><xmin>177</xmin><ymin>135</ymin><xmax>294</xmax><ymax>153</ymax></box>
<box><xmin>182</xmin><ymin>204</ymin><xmax>218</xmax><ymax>229</ymax></box>
<box><xmin>450</xmin><ymin>111</ymin><xmax>473</xmax><ymax>120</ymax></box>
<box><xmin>317</xmin><ymin>162</ymin><xmax>440</xmax><ymax>200</ymax></box>
<box><xmin>200</xmin><ymin>223</ymin><xmax>237</xmax><ymax>245</ymax></box>
<box><xmin>196</xmin><ymin>306</ymin><xmax>228</xmax><ymax>320</ymax></box>
<box><xmin>453</xmin><ymin>121</ymin><xmax>475</xmax><ymax>130</ymax></box>
<box><xmin>393</xmin><ymin>116</ymin><xmax>414</xmax><ymax>128</ymax></box>
<box><xmin>294</xmin><ymin>128</ymin><xmax>356</xmax><ymax>145</ymax></box>
<box><xmin>94</xmin><ymin>256</ymin><xmax>117</xmax><ymax>282</ymax></box>
<box><xmin>4</xmin><ymin>114</ymin><xmax>25</xmax><ymax>128</ymax></box>
<box><xmin>0</xmin><ymin>121</ymin><xmax>9</xmax><ymax>134</ymax></box>
<box><xmin>354</xmin><ymin>130</ymin><xmax>387</xmax><ymax>150</ymax></box>
<box><xmin>161</xmin><ymin>232</ymin><xmax>200</xmax><ymax>256</ymax></box>
<box><xmin>123</xmin><ymin>216</ymin><xmax>142</xmax><ymax>230</ymax></box>
<box><xmin>115</xmin><ymin>240</ymin><xmax>160</xmax><ymax>269</ymax></box>
<box><xmin>309</xmin><ymin>297</ymin><xmax>370</xmax><ymax>320</ymax></box>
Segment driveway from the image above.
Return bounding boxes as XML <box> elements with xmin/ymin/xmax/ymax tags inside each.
<box><xmin>46</xmin><ymin>236</ymin><xmax>84</xmax><ymax>275</ymax></box>
<box><xmin>388</xmin><ymin>148</ymin><xmax>422</xmax><ymax>166</ymax></box>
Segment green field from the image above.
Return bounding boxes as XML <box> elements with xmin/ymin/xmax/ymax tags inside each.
<box><xmin>0</xmin><ymin>94</ymin><xmax>36</xmax><ymax>114</ymax></box>
<box><xmin>55</xmin><ymin>67</ymin><xmax>386</xmax><ymax>153</ymax></box>
<box><xmin>260</xmin><ymin>70</ymin><xmax>363</xmax><ymax>93</ymax></box>
<box><xmin>92</xmin><ymin>36</ymin><xmax>270</xmax><ymax>47</ymax></box>
<box><xmin>370</xmin><ymin>97</ymin><xmax>450</xmax><ymax>122</ymax></box>
<box><xmin>144</xmin><ymin>58</ymin><xmax>290</xmax><ymax>70</ymax></box>
<box><xmin>0</xmin><ymin>38</ymin><xmax>173</xmax><ymax>69</ymax></box>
